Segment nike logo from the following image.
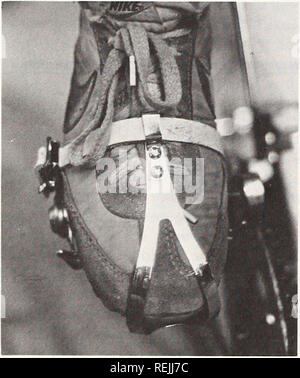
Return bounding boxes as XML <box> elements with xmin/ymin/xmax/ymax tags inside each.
<box><xmin>108</xmin><ymin>2</ymin><xmax>150</xmax><ymax>18</ymax></box>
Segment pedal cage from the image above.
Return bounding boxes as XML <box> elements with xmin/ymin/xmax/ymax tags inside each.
<box><xmin>39</xmin><ymin>137</ymin><xmax>83</xmax><ymax>270</ymax></box>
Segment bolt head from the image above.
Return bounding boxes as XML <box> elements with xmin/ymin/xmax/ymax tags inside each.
<box><xmin>151</xmin><ymin>165</ymin><xmax>163</xmax><ymax>178</ymax></box>
<box><xmin>148</xmin><ymin>145</ymin><xmax>162</xmax><ymax>159</ymax></box>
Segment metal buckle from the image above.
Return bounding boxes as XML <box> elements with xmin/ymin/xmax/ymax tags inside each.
<box><xmin>38</xmin><ymin>137</ymin><xmax>61</xmax><ymax>197</ymax></box>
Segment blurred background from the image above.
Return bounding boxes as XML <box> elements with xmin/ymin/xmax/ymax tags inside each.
<box><xmin>1</xmin><ymin>2</ymin><xmax>298</xmax><ymax>355</ymax></box>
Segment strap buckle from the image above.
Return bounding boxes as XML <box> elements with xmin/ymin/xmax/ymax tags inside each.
<box><xmin>38</xmin><ymin>137</ymin><xmax>61</xmax><ymax>197</ymax></box>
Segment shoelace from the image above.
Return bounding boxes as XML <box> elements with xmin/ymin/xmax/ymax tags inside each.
<box><xmin>68</xmin><ymin>24</ymin><xmax>190</xmax><ymax>167</ymax></box>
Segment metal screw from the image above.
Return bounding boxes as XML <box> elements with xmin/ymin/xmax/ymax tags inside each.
<box><xmin>148</xmin><ymin>145</ymin><xmax>162</xmax><ymax>159</ymax></box>
<box><xmin>151</xmin><ymin>165</ymin><xmax>163</xmax><ymax>178</ymax></box>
